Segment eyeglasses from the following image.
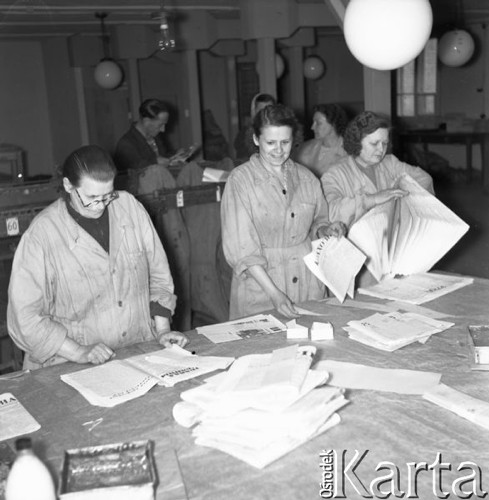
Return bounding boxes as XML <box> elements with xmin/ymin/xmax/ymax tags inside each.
<box><xmin>74</xmin><ymin>189</ymin><xmax>119</xmax><ymax>209</ymax></box>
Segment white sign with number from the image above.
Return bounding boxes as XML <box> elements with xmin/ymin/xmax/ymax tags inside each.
<box><xmin>6</xmin><ymin>217</ymin><xmax>20</xmax><ymax>236</ymax></box>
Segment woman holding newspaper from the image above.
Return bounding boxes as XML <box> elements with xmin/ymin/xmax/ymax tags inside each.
<box><xmin>8</xmin><ymin>145</ymin><xmax>188</xmax><ymax>370</ymax></box>
<box><xmin>221</xmin><ymin>104</ymin><xmax>346</xmax><ymax>320</ymax></box>
<box><xmin>321</xmin><ymin>111</ymin><xmax>434</xmax><ymax>227</ymax></box>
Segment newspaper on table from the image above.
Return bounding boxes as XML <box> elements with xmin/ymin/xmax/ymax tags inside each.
<box><xmin>61</xmin><ymin>345</ymin><xmax>234</xmax><ymax>408</ymax></box>
<box><xmin>196</xmin><ymin>313</ymin><xmax>286</xmax><ymax>343</ymax></box>
<box><xmin>0</xmin><ymin>392</ymin><xmax>40</xmax><ymax>441</ymax></box>
<box><xmin>304</xmin><ymin>237</ymin><xmax>366</xmax><ymax>303</ymax></box>
<box><xmin>423</xmin><ymin>383</ymin><xmax>489</xmax><ymax>432</ymax></box>
<box><xmin>358</xmin><ymin>272</ymin><xmax>473</xmax><ymax>304</ymax></box>
<box><xmin>344</xmin><ymin>311</ymin><xmax>454</xmax><ymax>352</ymax></box>
<box><xmin>173</xmin><ymin>345</ymin><xmax>348</xmax><ymax>469</ymax></box>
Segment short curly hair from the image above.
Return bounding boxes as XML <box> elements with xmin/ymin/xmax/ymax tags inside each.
<box><xmin>313</xmin><ymin>103</ymin><xmax>349</xmax><ymax>137</ymax></box>
<box><xmin>343</xmin><ymin>111</ymin><xmax>391</xmax><ymax>157</ymax></box>
<box><xmin>252</xmin><ymin>103</ymin><xmax>299</xmax><ymax>138</ymax></box>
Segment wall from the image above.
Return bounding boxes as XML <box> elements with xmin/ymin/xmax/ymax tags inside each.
<box><xmin>199</xmin><ymin>50</ymin><xmax>232</xmax><ymax>144</ymax></box>
<box><xmin>0</xmin><ymin>41</ymin><xmax>54</xmax><ymax>178</ymax></box>
<box><xmin>139</xmin><ymin>54</ymin><xmax>186</xmax><ymax>153</ymax></box>
<box><xmin>431</xmin><ymin>24</ymin><xmax>485</xmax><ymax>170</ymax></box>
<box><xmin>304</xmin><ymin>32</ymin><xmax>364</xmax><ymax>127</ymax></box>
<box><xmin>42</xmin><ymin>37</ymin><xmax>83</xmax><ymax>170</ymax></box>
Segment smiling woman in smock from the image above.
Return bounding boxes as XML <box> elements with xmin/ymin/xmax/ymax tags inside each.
<box><xmin>221</xmin><ymin>104</ymin><xmax>346</xmax><ymax>320</ymax></box>
<box><xmin>7</xmin><ymin>145</ymin><xmax>187</xmax><ymax>370</ymax></box>
<box><xmin>321</xmin><ymin>111</ymin><xmax>434</xmax><ymax>228</ymax></box>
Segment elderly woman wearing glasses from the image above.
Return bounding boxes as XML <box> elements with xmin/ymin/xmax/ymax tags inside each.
<box><xmin>7</xmin><ymin>145</ymin><xmax>187</xmax><ymax>370</ymax></box>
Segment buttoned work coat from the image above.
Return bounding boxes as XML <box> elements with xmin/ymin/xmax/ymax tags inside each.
<box><xmin>321</xmin><ymin>154</ymin><xmax>434</xmax><ymax>227</ymax></box>
<box><xmin>7</xmin><ymin>192</ymin><xmax>176</xmax><ymax>369</ymax></box>
<box><xmin>221</xmin><ymin>155</ymin><xmax>331</xmax><ymax>320</ymax></box>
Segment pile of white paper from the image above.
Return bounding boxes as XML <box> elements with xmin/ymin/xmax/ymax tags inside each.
<box><xmin>344</xmin><ymin>311</ymin><xmax>454</xmax><ymax>351</ymax></box>
<box><xmin>172</xmin><ymin>345</ymin><xmax>348</xmax><ymax>469</ymax></box>
<box><xmin>196</xmin><ymin>314</ymin><xmax>286</xmax><ymax>344</ymax></box>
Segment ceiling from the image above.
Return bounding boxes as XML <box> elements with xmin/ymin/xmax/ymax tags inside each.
<box><xmin>0</xmin><ymin>0</ymin><xmax>486</xmax><ymax>38</ymax></box>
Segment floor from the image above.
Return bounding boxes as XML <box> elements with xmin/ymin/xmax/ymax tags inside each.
<box><xmin>0</xmin><ymin>166</ymin><xmax>488</xmax><ymax>372</ymax></box>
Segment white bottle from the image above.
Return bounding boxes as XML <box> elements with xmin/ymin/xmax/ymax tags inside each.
<box><xmin>5</xmin><ymin>437</ymin><xmax>56</xmax><ymax>500</ymax></box>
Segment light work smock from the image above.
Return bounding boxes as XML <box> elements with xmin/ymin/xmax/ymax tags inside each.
<box><xmin>7</xmin><ymin>192</ymin><xmax>176</xmax><ymax>370</ymax></box>
<box><xmin>221</xmin><ymin>155</ymin><xmax>331</xmax><ymax>319</ymax></box>
<box><xmin>321</xmin><ymin>154</ymin><xmax>434</xmax><ymax>227</ymax></box>
<box><xmin>294</xmin><ymin>138</ymin><xmax>347</xmax><ymax>178</ymax></box>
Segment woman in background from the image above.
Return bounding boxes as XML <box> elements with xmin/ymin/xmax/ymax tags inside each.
<box><xmin>222</xmin><ymin>104</ymin><xmax>345</xmax><ymax>320</ymax></box>
<box><xmin>233</xmin><ymin>93</ymin><xmax>276</xmax><ymax>164</ymax></box>
<box><xmin>295</xmin><ymin>103</ymin><xmax>348</xmax><ymax>178</ymax></box>
<box><xmin>321</xmin><ymin>111</ymin><xmax>434</xmax><ymax>228</ymax></box>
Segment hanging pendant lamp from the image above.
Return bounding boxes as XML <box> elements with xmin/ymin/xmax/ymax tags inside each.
<box><xmin>438</xmin><ymin>0</ymin><xmax>475</xmax><ymax>67</ymax></box>
<box><xmin>344</xmin><ymin>0</ymin><xmax>433</xmax><ymax>71</ymax></box>
<box><xmin>93</xmin><ymin>12</ymin><xmax>123</xmax><ymax>90</ymax></box>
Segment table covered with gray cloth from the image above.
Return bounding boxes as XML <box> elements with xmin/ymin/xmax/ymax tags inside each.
<box><xmin>1</xmin><ymin>275</ymin><xmax>488</xmax><ymax>499</ymax></box>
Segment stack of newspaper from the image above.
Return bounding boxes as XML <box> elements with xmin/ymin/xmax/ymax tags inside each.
<box><xmin>172</xmin><ymin>345</ymin><xmax>348</xmax><ymax>468</ymax></box>
<box><xmin>344</xmin><ymin>311</ymin><xmax>454</xmax><ymax>351</ymax></box>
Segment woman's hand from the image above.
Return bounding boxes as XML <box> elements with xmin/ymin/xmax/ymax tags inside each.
<box><xmin>368</xmin><ymin>188</ymin><xmax>407</xmax><ymax>209</ymax></box>
<box><xmin>270</xmin><ymin>289</ymin><xmax>300</xmax><ymax>319</ymax></box>
<box><xmin>317</xmin><ymin>222</ymin><xmax>347</xmax><ymax>239</ymax></box>
<box><xmin>75</xmin><ymin>343</ymin><xmax>115</xmax><ymax>365</ymax></box>
<box><xmin>157</xmin><ymin>331</ymin><xmax>189</xmax><ymax>348</ymax></box>
<box><xmin>156</xmin><ymin>156</ymin><xmax>170</xmax><ymax>166</ymax></box>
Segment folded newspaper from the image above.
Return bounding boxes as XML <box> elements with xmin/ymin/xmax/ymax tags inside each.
<box><xmin>344</xmin><ymin>311</ymin><xmax>454</xmax><ymax>352</ymax></box>
<box><xmin>173</xmin><ymin>344</ymin><xmax>348</xmax><ymax>468</ymax></box>
<box><xmin>61</xmin><ymin>345</ymin><xmax>234</xmax><ymax>408</ymax></box>
<box><xmin>196</xmin><ymin>314</ymin><xmax>287</xmax><ymax>343</ymax></box>
<box><xmin>0</xmin><ymin>392</ymin><xmax>40</xmax><ymax>441</ymax></box>
<box><xmin>304</xmin><ymin>237</ymin><xmax>366</xmax><ymax>303</ymax></box>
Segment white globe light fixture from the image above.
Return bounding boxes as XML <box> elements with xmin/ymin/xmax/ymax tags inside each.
<box><xmin>438</xmin><ymin>30</ymin><xmax>475</xmax><ymax>67</ymax></box>
<box><xmin>303</xmin><ymin>56</ymin><xmax>325</xmax><ymax>80</ymax></box>
<box><xmin>93</xmin><ymin>12</ymin><xmax>123</xmax><ymax>90</ymax></box>
<box><xmin>94</xmin><ymin>60</ymin><xmax>123</xmax><ymax>90</ymax></box>
<box><xmin>344</xmin><ymin>0</ymin><xmax>433</xmax><ymax>71</ymax></box>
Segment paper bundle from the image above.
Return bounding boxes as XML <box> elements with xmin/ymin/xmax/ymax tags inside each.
<box><xmin>173</xmin><ymin>345</ymin><xmax>348</xmax><ymax>469</ymax></box>
<box><xmin>344</xmin><ymin>311</ymin><xmax>454</xmax><ymax>352</ymax></box>
<box><xmin>202</xmin><ymin>167</ymin><xmax>230</xmax><ymax>183</ymax></box>
<box><xmin>348</xmin><ymin>174</ymin><xmax>469</xmax><ymax>282</ymax></box>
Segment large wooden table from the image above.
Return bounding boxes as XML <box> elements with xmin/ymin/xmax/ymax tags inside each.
<box><xmin>1</xmin><ymin>276</ymin><xmax>489</xmax><ymax>499</ymax></box>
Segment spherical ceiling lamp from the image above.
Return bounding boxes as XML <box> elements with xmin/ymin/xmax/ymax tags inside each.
<box><xmin>94</xmin><ymin>59</ymin><xmax>124</xmax><ymax>90</ymax></box>
<box><xmin>343</xmin><ymin>0</ymin><xmax>433</xmax><ymax>71</ymax></box>
<box><xmin>438</xmin><ymin>29</ymin><xmax>475</xmax><ymax>67</ymax></box>
<box><xmin>303</xmin><ymin>56</ymin><xmax>325</xmax><ymax>80</ymax></box>
<box><xmin>93</xmin><ymin>12</ymin><xmax>123</xmax><ymax>90</ymax></box>
<box><xmin>275</xmin><ymin>54</ymin><xmax>285</xmax><ymax>79</ymax></box>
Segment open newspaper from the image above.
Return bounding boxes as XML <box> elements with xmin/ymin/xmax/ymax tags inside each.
<box><xmin>61</xmin><ymin>345</ymin><xmax>234</xmax><ymax>407</ymax></box>
<box><xmin>304</xmin><ymin>237</ymin><xmax>366</xmax><ymax>302</ymax></box>
<box><xmin>348</xmin><ymin>174</ymin><xmax>469</xmax><ymax>282</ymax></box>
